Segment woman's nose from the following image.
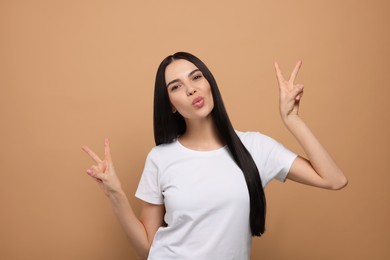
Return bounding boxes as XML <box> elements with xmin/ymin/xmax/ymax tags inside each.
<box><xmin>186</xmin><ymin>87</ymin><xmax>197</xmax><ymax>96</ymax></box>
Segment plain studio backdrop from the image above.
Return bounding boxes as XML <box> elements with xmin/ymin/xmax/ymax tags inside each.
<box><xmin>1</xmin><ymin>0</ymin><xmax>389</xmax><ymax>259</ymax></box>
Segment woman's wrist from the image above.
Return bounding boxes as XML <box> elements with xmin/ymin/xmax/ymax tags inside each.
<box><xmin>107</xmin><ymin>188</ymin><xmax>127</xmax><ymax>202</ymax></box>
<box><xmin>281</xmin><ymin>113</ymin><xmax>301</xmax><ymax>127</ymax></box>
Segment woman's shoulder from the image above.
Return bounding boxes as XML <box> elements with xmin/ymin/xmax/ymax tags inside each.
<box><xmin>147</xmin><ymin>140</ymin><xmax>179</xmax><ymax>158</ymax></box>
<box><xmin>235</xmin><ymin>130</ymin><xmax>280</xmax><ymax>148</ymax></box>
<box><xmin>236</xmin><ymin>130</ymin><xmax>273</xmax><ymax>141</ymax></box>
<box><xmin>150</xmin><ymin>139</ymin><xmax>177</xmax><ymax>154</ymax></box>
<box><xmin>142</xmin><ymin>141</ymin><xmax>179</xmax><ymax>168</ymax></box>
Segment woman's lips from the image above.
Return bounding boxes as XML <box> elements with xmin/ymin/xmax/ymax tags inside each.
<box><xmin>192</xmin><ymin>96</ymin><xmax>204</xmax><ymax>108</ymax></box>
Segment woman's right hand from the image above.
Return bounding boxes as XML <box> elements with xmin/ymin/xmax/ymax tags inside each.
<box><xmin>82</xmin><ymin>138</ymin><xmax>123</xmax><ymax>197</ymax></box>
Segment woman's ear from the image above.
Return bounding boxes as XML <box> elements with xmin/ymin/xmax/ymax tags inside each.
<box><xmin>171</xmin><ymin>106</ymin><xmax>177</xmax><ymax>113</ymax></box>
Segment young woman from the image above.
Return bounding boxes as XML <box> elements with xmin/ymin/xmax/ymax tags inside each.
<box><xmin>82</xmin><ymin>52</ymin><xmax>347</xmax><ymax>260</ymax></box>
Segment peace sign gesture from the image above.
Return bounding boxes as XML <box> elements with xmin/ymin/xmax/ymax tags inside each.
<box><xmin>82</xmin><ymin>138</ymin><xmax>122</xmax><ymax>196</ymax></box>
<box><xmin>274</xmin><ymin>60</ymin><xmax>304</xmax><ymax>120</ymax></box>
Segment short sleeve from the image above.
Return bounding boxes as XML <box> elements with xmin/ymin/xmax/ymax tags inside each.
<box><xmin>135</xmin><ymin>150</ymin><xmax>164</xmax><ymax>205</ymax></box>
<box><xmin>238</xmin><ymin>131</ymin><xmax>298</xmax><ymax>188</ymax></box>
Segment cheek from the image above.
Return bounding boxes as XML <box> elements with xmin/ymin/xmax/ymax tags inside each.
<box><xmin>168</xmin><ymin>94</ymin><xmax>184</xmax><ymax>110</ymax></box>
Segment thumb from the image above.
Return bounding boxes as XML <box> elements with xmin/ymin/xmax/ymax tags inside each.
<box><xmin>87</xmin><ymin>167</ymin><xmax>106</xmax><ymax>181</ymax></box>
<box><xmin>293</xmin><ymin>84</ymin><xmax>304</xmax><ymax>100</ymax></box>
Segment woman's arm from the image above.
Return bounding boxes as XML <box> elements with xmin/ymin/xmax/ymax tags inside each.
<box><xmin>274</xmin><ymin>61</ymin><xmax>348</xmax><ymax>190</ymax></box>
<box><xmin>82</xmin><ymin>138</ymin><xmax>164</xmax><ymax>259</ymax></box>
<box><xmin>107</xmin><ymin>191</ymin><xmax>165</xmax><ymax>259</ymax></box>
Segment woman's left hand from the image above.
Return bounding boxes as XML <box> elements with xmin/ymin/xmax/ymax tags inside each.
<box><xmin>274</xmin><ymin>60</ymin><xmax>304</xmax><ymax>121</ymax></box>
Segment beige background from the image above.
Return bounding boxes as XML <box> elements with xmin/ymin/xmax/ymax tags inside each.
<box><xmin>1</xmin><ymin>0</ymin><xmax>389</xmax><ymax>259</ymax></box>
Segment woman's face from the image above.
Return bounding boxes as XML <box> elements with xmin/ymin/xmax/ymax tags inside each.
<box><xmin>165</xmin><ymin>59</ymin><xmax>214</xmax><ymax>121</ymax></box>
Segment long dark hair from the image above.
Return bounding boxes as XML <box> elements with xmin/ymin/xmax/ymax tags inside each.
<box><xmin>153</xmin><ymin>52</ymin><xmax>266</xmax><ymax>236</ymax></box>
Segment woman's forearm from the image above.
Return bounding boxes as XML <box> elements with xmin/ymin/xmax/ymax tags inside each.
<box><xmin>283</xmin><ymin>115</ymin><xmax>348</xmax><ymax>189</ymax></box>
<box><xmin>107</xmin><ymin>190</ymin><xmax>150</xmax><ymax>260</ymax></box>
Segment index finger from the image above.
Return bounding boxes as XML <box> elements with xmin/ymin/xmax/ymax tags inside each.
<box><xmin>81</xmin><ymin>145</ymin><xmax>103</xmax><ymax>163</ymax></box>
<box><xmin>289</xmin><ymin>60</ymin><xmax>302</xmax><ymax>83</ymax></box>
<box><xmin>104</xmin><ymin>137</ymin><xmax>112</xmax><ymax>162</ymax></box>
<box><xmin>274</xmin><ymin>61</ymin><xmax>285</xmax><ymax>82</ymax></box>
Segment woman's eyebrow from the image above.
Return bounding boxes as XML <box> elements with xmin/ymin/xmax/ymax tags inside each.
<box><xmin>188</xmin><ymin>69</ymin><xmax>201</xmax><ymax>77</ymax></box>
<box><xmin>166</xmin><ymin>69</ymin><xmax>201</xmax><ymax>88</ymax></box>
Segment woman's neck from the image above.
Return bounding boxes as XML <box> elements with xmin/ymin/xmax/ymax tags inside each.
<box><xmin>179</xmin><ymin>116</ymin><xmax>224</xmax><ymax>151</ymax></box>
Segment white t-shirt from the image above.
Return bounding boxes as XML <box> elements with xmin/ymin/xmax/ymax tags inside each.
<box><xmin>135</xmin><ymin>131</ymin><xmax>297</xmax><ymax>260</ymax></box>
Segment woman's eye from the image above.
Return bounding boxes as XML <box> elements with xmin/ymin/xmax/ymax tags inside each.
<box><xmin>171</xmin><ymin>85</ymin><xmax>180</xmax><ymax>92</ymax></box>
<box><xmin>193</xmin><ymin>75</ymin><xmax>202</xmax><ymax>80</ymax></box>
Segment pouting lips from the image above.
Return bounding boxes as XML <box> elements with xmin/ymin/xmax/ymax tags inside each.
<box><xmin>192</xmin><ymin>96</ymin><xmax>204</xmax><ymax>105</ymax></box>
